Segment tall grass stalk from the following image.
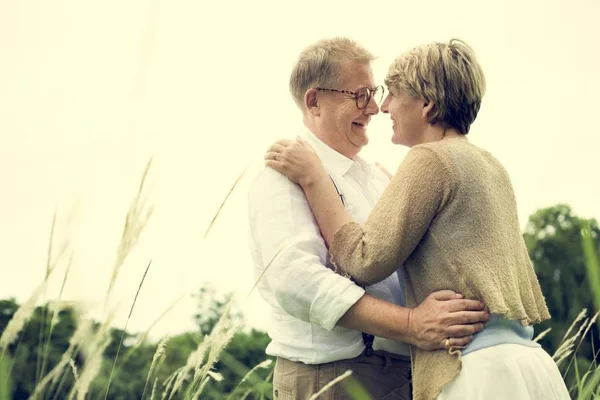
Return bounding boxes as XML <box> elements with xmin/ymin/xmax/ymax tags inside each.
<box><xmin>0</xmin><ymin>211</ymin><xmax>64</xmax><ymax>364</ymax></box>
<box><xmin>554</xmin><ymin>311</ymin><xmax>590</xmax><ymax>367</ymax></box>
<box><xmin>225</xmin><ymin>359</ymin><xmax>272</xmax><ymax>400</ymax></box>
<box><xmin>39</xmin><ymin>252</ymin><xmax>75</xmax><ymax>391</ymax></box>
<box><xmin>68</xmin><ymin>359</ymin><xmax>79</xmax><ymax>383</ymax></box>
<box><xmin>149</xmin><ymin>377</ymin><xmax>158</xmax><ymax>400</ymax></box>
<box><xmin>190</xmin><ymin>376</ymin><xmax>211</xmax><ymax>400</ymax></box>
<box><xmin>574</xmin><ymin>222</ymin><xmax>600</xmax><ymax>399</ymax></box>
<box><xmin>35</xmin><ymin>206</ymin><xmax>75</xmax><ymax>389</ymax></box>
<box><xmin>141</xmin><ymin>335</ymin><xmax>169</xmax><ymax>400</ymax></box>
<box><xmin>533</xmin><ymin>327</ymin><xmax>552</xmax><ymax>342</ymax></box>
<box><xmin>561</xmin><ymin>312</ymin><xmax>599</xmax><ymax>381</ymax></box>
<box><xmin>187</xmin><ymin>302</ymin><xmax>241</xmax><ymax>398</ymax></box>
<box><xmin>103</xmin><ymin>260</ymin><xmax>153</xmax><ymax>400</ymax></box>
<box><xmin>51</xmin><ymin>309</ymin><xmax>117</xmax><ymax>400</ymax></box>
<box><xmin>552</xmin><ymin>225</ymin><xmax>600</xmax><ymax>399</ymax></box>
<box><xmin>579</xmin><ymin>366</ymin><xmax>600</xmax><ymax>399</ymax></box>
<box><xmin>68</xmin><ymin>332</ymin><xmax>111</xmax><ymax>400</ymax></box>
<box><xmin>0</xmin><ymin>355</ymin><xmax>12</xmax><ymax>400</ymax></box>
<box><xmin>41</xmin><ymin>159</ymin><xmax>154</xmax><ymax>399</ymax></box>
<box><xmin>36</xmin><ymin>208</ymin><xmax>74</xmax><ymax>390</ymax></box>
<box><xmin>161</xmin><ymin>367</ymin><xmax>184</xmax><ymax>400</ymax></box>
<box><xmin>105</xmin><ymin>158</ymin><xmax>154</xmax><ymax>309</ymax></box>
<box><xmin>560</xmin><ymin>309</ymin><xmax>588</xmax><ymax>346</ymax></box>
<box><xmin>581</xmin><ymin>221</ymin><xmax>600</xmax><ymax>329</ymax></box>
<box><xmin>112</xmin><ymin>294</ymin><xmax>186</xmax><ymax>383</ymax></box>
<box><xmin>308</xmin><ymin>370</ymin><xmax>353</xmax><ymax>400</ymax></box>
<box><xmin>339</xmin><ymin>375</ymin><xmax>374</xmax><ymax>400</ymax></box>
<box><xmin>203</xmin><ymin>164</ymin><xmax>250</xmax><ymax>239</ymax></box>
<box><xmin>166</xmin><ymin>337</ymin><xmax>210</xmax><ymax>400</ymax></box>
<box><xmin>239</xmin><ymin>389</ymin><xmax>253</xmax><ymax>400</ymax></box>
<box><xmin>36</xmin><ymin>209</ymin><xmax>58</xmax><ymax>390</ymax></box>
<box><xmin>0</xmin><ymin>282</ymin><xmax>50</xmax><ymax>357</ymax></box>
<box><xmin>190</xmin><ymin>371</ymin><xmax>223</xmax><ymax>399</ymax></box>
<box><xmin>30</xmin><ymin>315</ymin><xmax>92</xmax><ymax>399</ymax></box>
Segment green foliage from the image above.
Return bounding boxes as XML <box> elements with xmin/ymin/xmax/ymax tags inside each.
<box><xmin>524</xmin><ymin>205</ymin><xmax>600</xmax><ymax>360</ymax></box>
<box><xmin>0</xmin><ymin>286</ymin><xmax>273</xmax><ymax>399</ymax></box>
<box><xmin>524</xmin><ymin>204</ymin><xmax>600</xmax><ymax>398</ymax></box>
<box><xmin>1</xmin><ymin>204</ymin><xmax>597</xmax><ymax>399</ymax></box>
<box><xmin>0</xmin><ymin>353</ymin><xmax>12</xmax><ymax>400</ymax></box>
<box><xmin>0</xmin><ymin>299</ymin><xmax>78</xmax><ymax>399</ymax></box>
<box><xmin>581</xmin><ymin>220</ymin><xmax>600</xmax><ymax>328</ymax></box>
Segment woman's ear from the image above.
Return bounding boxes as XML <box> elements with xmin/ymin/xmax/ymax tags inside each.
<box><xmin>305</xmin><ymin>89</ymin><xmax>320</xmax><ymax>116</ymax></box>
<box><xmin>422</xmin><ymin>99</ymin><xmax>434</xmax><ymax>120</ymax></box>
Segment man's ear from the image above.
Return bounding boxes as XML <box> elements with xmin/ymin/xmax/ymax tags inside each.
<box><xmin>305</xmin><ymin>89</ymin><xmax>320</xmax><ymax>116</ymax></box>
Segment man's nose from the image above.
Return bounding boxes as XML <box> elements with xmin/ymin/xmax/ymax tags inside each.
<box><xmin>364</xmin><ymin>95</ymin><xmax>380</xmax><ymax>116</ymax></box>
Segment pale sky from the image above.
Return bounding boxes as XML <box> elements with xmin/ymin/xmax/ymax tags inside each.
<box><xmin>1</xmin><ymin>0</ymin><xmax>598</xmax><ymax>340</ymax></box>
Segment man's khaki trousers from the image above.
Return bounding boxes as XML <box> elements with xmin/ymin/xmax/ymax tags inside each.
<box><xmin>273</xmin><ymin>349</ymin><xmax>412</xmax><ymax>399</ymax></box>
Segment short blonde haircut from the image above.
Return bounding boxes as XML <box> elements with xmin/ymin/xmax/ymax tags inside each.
<box><xmin>290</xmin><ymin>37</ymin><xmax>375</xmax><ymax>109</ymax></box>
<box><xmin>385</xmin><ymin>38</ymin><xmax>486</xmax><ymax>134</ymax></box>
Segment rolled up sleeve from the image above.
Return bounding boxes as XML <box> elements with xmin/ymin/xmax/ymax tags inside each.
<box><xmin>248</xmin><ymin>167</ymin><xmax>365</xmax><ymax>330</ymax></box>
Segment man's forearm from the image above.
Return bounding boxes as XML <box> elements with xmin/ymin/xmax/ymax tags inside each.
<box><xmin>337</xmin><ymin>293</ymin><xmax>413</xmax><ymax>344</ymax></box>
<box><xmin>338</xmin><ymin>290</ymin><xmax>489</xmax><ymax>351</ymax></box>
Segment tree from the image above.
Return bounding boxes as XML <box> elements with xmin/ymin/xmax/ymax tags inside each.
<box><xmin>0</xmin><ymin>283</ymin><xmax>276</xmax><ymax>398</ymax></box>
<box><xmin>523</xmin><ymin>204</ymin><xmax>600</xmax><ymax>363</ymax></box>
<box><xmin>0</xmin><ymin>299</ymin><xmax>78</xmax><ymax>399</ymax></box>
<box><xmin>3</xmin><ymin>204</ymin><xmax>597</xmax><ymax>398</ymax></box>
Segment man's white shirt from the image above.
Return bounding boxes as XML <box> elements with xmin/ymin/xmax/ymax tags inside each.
<box><xmin>248</xmin><ymin>129</ymin><xmax>410</xmax><ymax>364</ymax></box>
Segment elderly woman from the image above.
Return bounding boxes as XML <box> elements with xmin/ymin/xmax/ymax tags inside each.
<box><xmin>265</xmin><ymin>39</ymin><xmax>569</xmax><ymax>400</ymax></box>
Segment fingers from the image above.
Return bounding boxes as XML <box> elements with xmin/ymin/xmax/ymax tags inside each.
<box><xmin>275</xmin><ymin>138</ymin><xmax>294</xmax><ymax>147</ymax></box>
<box><xmin>266</xmin><ymin>143</ymin><xmax>287</xmax><ymax>154</ymax></box>
<box><xmin>449</xmin><ymin>310</ymin><xmax>489</xmax><ymax>325</ymax></box>
<box><xmin>300</xmin><ymin>139</ymin><xmax>315</xmax><ymax>152</ymax></box>
<box><xmin>445</xmin><ymin>335</ymin><xmax>473</xmax><ymax>348</ymax></box>
<box><xmin>265</xmin><ymin>139</ymin><xmax>307</xmax><ymax>161</ymax></box>
<box><xmin>447</xmin><ymin>299</ymin><xmax>486</xmax><ymax>312</ymax></box>
<box><xmin>445</xmin><ymin>322</ymin><xmax>485</xmax><ymax>338</ymax></box>
<box><xmin>264</xmin><ymin>152</ymin><xmax>278</xmax><ymax>161</ymax></box>
<box><xmin>430</xmin><ymin>290</ymin><xmax>463</xmax><ymax>301</ymax></box>
<box><xmin>265</xmin><ymin>159</ymin><xmax>284</xmax><ymax>173</ymax></box>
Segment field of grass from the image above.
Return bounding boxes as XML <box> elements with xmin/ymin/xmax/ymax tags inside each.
<box><xmin>0</xmin><ymin>163</ymin><xmax>598</xmax><ymax>399</ymax></box>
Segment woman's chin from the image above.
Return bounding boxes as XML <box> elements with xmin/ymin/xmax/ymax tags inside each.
<box><xmin>392</xmin><ymin>135</ymin><xmax>412</xmax><ymax>147</ymax></box>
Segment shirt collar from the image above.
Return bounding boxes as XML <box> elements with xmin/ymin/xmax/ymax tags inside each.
<box><xmin>298</xmin><ymin>129</ymin><xmax>356</xmax><ymax>177</ymax></box>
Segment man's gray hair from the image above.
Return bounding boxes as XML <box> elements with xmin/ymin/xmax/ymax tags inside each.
<box><xmin>289</xmin><ymin>37</ymin><xmax>375</xmax><ymax>110</ymax></box>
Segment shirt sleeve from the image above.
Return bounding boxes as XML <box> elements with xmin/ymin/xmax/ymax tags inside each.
<box><xmin>329</xmin><ymin>146</ymin><xmax>454</xmax><ymax>286</ymax></box>
<box><xmin>248</xmin><ymin>166</ymin><xmax>365</xmax><ymax>331</ymax></box>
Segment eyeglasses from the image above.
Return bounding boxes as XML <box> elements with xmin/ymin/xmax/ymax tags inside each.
<box><xmin>315</xmin><ymin>86</ymin><xmax>384</xmax><ymax>109</ymax></box>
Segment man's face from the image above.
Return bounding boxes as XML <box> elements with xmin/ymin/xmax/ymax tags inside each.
<box><xmin>317</xmin><ymin>62</ymin><xmax>380</xmax><ymax>157</ymax></box>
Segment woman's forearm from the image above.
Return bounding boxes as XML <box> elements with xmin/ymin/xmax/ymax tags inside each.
<box><xmin>301</xmin><ymin>173</ymin><xmax>354</xmax><ymax>247</ymax></box>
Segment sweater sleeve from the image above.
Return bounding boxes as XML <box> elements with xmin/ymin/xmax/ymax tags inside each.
<box><xmin>330</xmin><ymin>145</ymin><xmax>454</xmax><ymax>286</ymax></box>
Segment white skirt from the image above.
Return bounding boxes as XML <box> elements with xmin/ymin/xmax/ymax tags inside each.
<box><xmin>437</xmin><ymin>344</ymin><xmax>570</xmax><ymax>400</ymax></box>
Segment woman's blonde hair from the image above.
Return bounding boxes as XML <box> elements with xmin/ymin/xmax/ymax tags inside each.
<box><xmin>290</xmin><ymin>37</ymin><xmax>375</xmax><ymax>110</ymax></box>
<box><xmin>385</xmin><ymin>38</ymin><xmax>486</xmax><ymax>134</ymax></box>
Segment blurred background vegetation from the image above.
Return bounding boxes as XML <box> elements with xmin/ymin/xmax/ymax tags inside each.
<box><xmin>0</xmin><ymin>203</ymin><xmax>598</xmax><ymax>399</ymax></box>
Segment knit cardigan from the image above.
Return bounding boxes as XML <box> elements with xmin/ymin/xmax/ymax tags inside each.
<box><xmin>330</xmin><ymin>138</ymin><xmax>550</xmax><ymax>400</ymax></box>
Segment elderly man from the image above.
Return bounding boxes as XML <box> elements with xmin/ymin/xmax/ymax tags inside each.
<box><xmin>248</xmin><ymin>37</ymin><xmax>489</xmax><ymax>399</ymax></box>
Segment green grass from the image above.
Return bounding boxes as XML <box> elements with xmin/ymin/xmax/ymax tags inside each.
<box><xmin>0</xmin><ymin>163</ymin><xmax>598</xmax><ymax>399</ymax></box>
<box><xmin>582</xmin><ymin>220</ymin><xmax>600</xmax><ymax>330</ymax></box>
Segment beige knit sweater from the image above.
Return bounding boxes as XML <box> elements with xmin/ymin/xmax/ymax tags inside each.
<box><xmin>330</xmin><ymin>137</ymin><xmax>550</xmax><ymax>400</ymax></box>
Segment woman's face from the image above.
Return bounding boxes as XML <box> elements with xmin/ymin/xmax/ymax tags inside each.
<box><xmin>380</xmin><ymin>87</ymin><xmax>428</xmax><ymax>147</ymax></box>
